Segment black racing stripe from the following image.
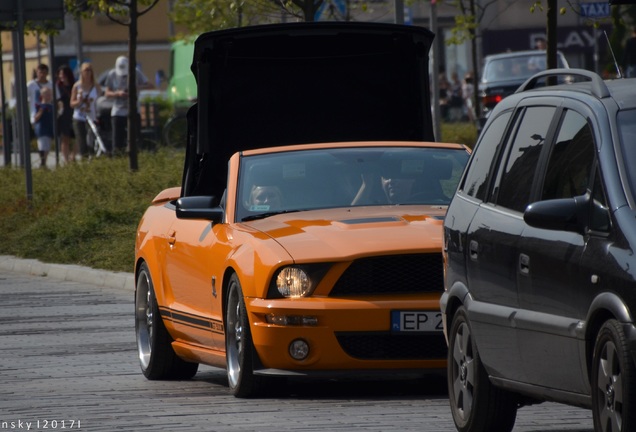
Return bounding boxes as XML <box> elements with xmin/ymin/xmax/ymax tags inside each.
<box><xmin>159</xmin><ymin>307</ymin><xmax>224</xmax><ymax>334</ymax></box>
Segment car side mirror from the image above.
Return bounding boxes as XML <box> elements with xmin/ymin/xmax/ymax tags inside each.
<box><xmin>524</xmin><ymin>195</ymin><xmax>589</xmax><ymax>234</ymax></box>
<box><xmin>175</xmin><ymin>196</ymin><xmax>224</xmax><ymax>223</ymax></box>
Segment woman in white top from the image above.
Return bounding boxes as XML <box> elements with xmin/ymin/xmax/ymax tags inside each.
<box><xmin>70</xmin><ymin>62</ymin><xmax>101</xmax><ymax>159</ymax></box>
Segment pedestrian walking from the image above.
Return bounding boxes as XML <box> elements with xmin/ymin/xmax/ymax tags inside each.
<box><xmin>56</xmin><ymin>64</ymin><xmax>76</xmax><ymax>163</ymax></box>
<box><xmin>528</xmin><ymin>37</ymin><xmax>547</xmax><ymax>72</ymax></box>
<box><xmin>70</xmin><ymin>62</ymin><xmax>101</xmax><ymax>159</ymax></box>
<box><xmin>448</xmin><ymin>72</ymin><xmax>464</xmax><ymax>122</ymax></box>
<box><xmin>31</xmin><ymin>86</ymin><xmax>54</xmax><ymax>168</ymax></box>
<box><xmin>103</xmin><ymin>56</ymin><xmax>152</xmax><ymax>155</ymax></box>
<box><xmin>438</xmin><ymin>73</ymin><xmax>451</xmax><ymax>122</ymax></box>
<box><xmin>462</xmin><ymin>72</ymin><xmax>475</xmax><ymax>123</ymax></box>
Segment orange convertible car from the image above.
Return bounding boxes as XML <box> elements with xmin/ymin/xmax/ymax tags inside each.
<box><xmin>134</xmin><ymin>22</ymin><xmax>470</xmax><ymax>397</ymax></box>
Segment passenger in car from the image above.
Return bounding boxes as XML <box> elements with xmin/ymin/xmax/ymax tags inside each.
<box><xmin>247</xmin><ymin>185</ymin><xmax>283</xmax><ymax>211</ymax></box>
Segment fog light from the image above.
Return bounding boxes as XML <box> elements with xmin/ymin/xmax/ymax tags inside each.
<box><xmin>289</xmin><ymin>339</ymin><xmax>309</xmax><ymax>360</ymax></box>
<box><xmin>266</xmin><ymin>314</ymin><xmax>318</xmax><ymax>326</ymax></box>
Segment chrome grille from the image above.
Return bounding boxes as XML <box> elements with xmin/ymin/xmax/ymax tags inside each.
<box><xmin>329</xmin><ymin>253</ymin><xmax>443</xmax><ymax>296</ymax></box>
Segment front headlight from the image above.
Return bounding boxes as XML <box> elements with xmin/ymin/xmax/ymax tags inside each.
<box><xmin>268</xmin><ymin>264</ymin><xmax>330</xmax><ymax>299</ymax></box>
<box><xmin>276</xmin><ymin>267</ymin><xmax>310</xmax><ymax>298</ymax></box>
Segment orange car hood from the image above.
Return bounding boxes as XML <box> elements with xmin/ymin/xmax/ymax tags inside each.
<box><xmin>242</xmin><ymin>206</ymin><xmax>446</xmax><ymax>260</ymax></box>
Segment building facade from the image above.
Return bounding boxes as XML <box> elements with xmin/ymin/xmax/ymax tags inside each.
<box><xmin>0</xmin><ymin>0</ymin><xmax>623</xmax><ymax>106</ymax></box>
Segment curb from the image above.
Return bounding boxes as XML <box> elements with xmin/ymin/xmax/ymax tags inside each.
<box><xmin>0</xmin><ymin>255</ymin><xmax>135</xmax><ymax>291</ymax></box>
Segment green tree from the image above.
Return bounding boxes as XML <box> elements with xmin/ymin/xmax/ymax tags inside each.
<box><xmin>609</xmin><ymin>3</ymin><xmax>636</xmax><ymax>76</ymax></box>
<box><xmin>169</xmin><ymin>0</ymin><xmax>326</xmax><ymax>35</ymax></box>
<box><xmin>442</xmin><ymin>0</ymin><xmax>513</xmax><ymax>121</ymax></box>
<box><xmin>445</xmin><ymin>0</ymin><xmax>484</xmax><ymax>120</ymax></box>
<box><xmin>531</xmin><ymin>1</ymin><xmax>636</xmax><ymax>76</ymax></box>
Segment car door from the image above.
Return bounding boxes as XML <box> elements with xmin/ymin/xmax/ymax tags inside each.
<box><xmin>516</xmin><ymin>106</ymin><xmax>602</xmax><ymax>394</ymax></box>
<box><xmin>465</xmin><ymin>105</ymin><xmax>556</xmax><ymax>381</ymax></box>
<box><xmin>163</xmin><ymin>216</ymin><xmax>225</xmax><ymax>350</ymax></box>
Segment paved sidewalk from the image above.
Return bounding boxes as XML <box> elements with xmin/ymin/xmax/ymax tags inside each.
<box><xmin>0</xmin><ymin>254</ymin><xmax>135</xmax><ymax>291</ymax></box>
<box><xmin>1</xmin><ymin>149</ymin><xmax>72</xmax><ymax>169</ymax></box>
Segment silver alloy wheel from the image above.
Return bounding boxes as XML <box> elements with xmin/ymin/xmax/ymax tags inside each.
<box><xmin>226</xmin><ymin>283</ymin><xmax>243</xmax><ymax>389</ymax></box>
<box><xmin>135</xmin><ymin>269</ymin><xmax>152</xmax><ymax>370</ymax></box>
<box><xmin>451</xmin><ymin>320</ymin><xmax>475</xmax><ymax>423</ymax></box>
<box><xmin>596</xmin><ymin>339</ymin><xmax>623</xmax><ymax>432</ymax></box>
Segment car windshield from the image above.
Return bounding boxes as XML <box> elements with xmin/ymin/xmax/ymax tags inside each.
<box><xmin>236</xmin><ymin>146</ymin><xmax>469</xmax><ymax>221</ymax></box>
<box><xmin>617</xmin><ymin>109</ymin><xmax>636</xmax><ymax>203</ymax></box>
<box><xmin>483</xmin><ymin>54</ymin><xmax>566</xmax><ymax>82</ymax></box>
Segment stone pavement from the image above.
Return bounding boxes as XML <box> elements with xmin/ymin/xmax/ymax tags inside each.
<box><xmin>0</xmin><ymin>265</ymin><xmax>596</xmax><ymax>432</ymax></box>
<box><xmin>0</xmin><ymin>255</ymin><xmax>135</xmax><ymax>291</ymax></box>
<box><xmin>1</xmin><ymin>150</ymin><xmax>75</xmax><ymax>170</ymax></box>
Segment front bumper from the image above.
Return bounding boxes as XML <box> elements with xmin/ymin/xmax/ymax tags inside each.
<box><xmin>246</xmin><ymin>296</ymin><xmax>447</xmax><ymax>372</ymax></box>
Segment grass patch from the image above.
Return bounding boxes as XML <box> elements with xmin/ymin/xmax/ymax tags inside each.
<box><xmin>0</xmin><ymin>122</ymin><xmax>476</xmax><ymax>273</ymax></box>
<box><xmin>0</xmin><ymin>149</ymin><xmax>183</xmax><ymax>272</ymax></box>
<box><xmin>441</xmin><ymin>121</ymin><xmax>478</xmax><ymax>149</ymax></box>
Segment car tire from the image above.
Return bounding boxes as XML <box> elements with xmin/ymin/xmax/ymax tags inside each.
<box><xmin>135</xmin><ymin>262</ymin><xmax>199</xmax><ymax>380</ymax></box>
<box><xmin>448</xmin><ymin>306</ymin><xmax>517</xmax><ymax>432</ymax></box>
<box><xmin>225</xmin><ymin>273</ymin><xmax>263</xmax><ymax>398</ymax></box>
<box><xmin>592</xmin><ymin>319</ymin><xmax>635</xmax><ymax>432</ymax></box>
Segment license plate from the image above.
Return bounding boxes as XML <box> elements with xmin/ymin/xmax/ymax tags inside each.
<box><xmin>391</xmin><ymin>311</ymin><xmax>443</xmax><ymax>332</ymax></box>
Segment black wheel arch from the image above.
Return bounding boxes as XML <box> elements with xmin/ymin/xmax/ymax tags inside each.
<box><xmin>442</xmin><ymin>281</ymin><xmax>472</xmax><ymax>336</ymax></box>
<box><xmin>585</xmin><ymin>292</ymin><xmax>636</xmax><ymax>383</ymax></box>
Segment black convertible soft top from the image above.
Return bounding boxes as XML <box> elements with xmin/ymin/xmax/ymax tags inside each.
<box><xmin>182</xmin><ymin>22</ymin><xmax>435</xmax><ymax>198</ymax></box>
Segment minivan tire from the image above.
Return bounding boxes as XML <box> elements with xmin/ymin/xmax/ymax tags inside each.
<box><xmin>448</xmin><ymin>306</ymin><xmax>517</xmax><ymax>432</ymax></box>
<box><xmin>592</xmin><ymin>319</ymin><xmax>635</xmax><ymax>432</ymax></box>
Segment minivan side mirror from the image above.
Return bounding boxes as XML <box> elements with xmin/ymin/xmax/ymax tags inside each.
<box><xmin>524</xmin><ymin>195</ymin><xmax>589</xmax><ymax>234</ymax></box>
<box><xmin>175</xmin><ymin>196</ymin><xmax>224</xmax><ymax>223</ymax></box>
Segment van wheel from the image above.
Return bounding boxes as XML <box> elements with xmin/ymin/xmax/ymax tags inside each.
<box><xmin>135</xmin><ymin>262</ymin><xmax>198</xmax><ymax>380</ymax></box>
<box><xmin>448</xmin><ymin>306</ymin><xmax>517</xmax><ymax>432</ymax></box>
<box><xmin>592</xmin><ymin>320</ymin><xmax>635</xmax><ymax>432</ymax></box>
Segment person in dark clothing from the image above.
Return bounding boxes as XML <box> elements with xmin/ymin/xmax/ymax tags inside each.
<box><xmin>623</xmin><ymin>27</ymin><xmax>636</xmax><ymax>78</ymax></box>
<box><xmin>56</xmin><ymin>65</ymin><xmax>76</xmax><ymax>163</ymax></box>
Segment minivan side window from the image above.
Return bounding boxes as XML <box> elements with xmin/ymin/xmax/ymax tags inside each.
<box><xmin>541</xmin><ymin>110</ymin><xmax>595</xmax><ymax>201</ymax></box>
<box><xmin>495</xmin><ymin>106</ymin><xmax>556</xmax><ymax>212</ymax></box>
<box><xmin>461</xmin><ymin>111</ymin><xmax>512</xmax><ymax>201</ymax></box>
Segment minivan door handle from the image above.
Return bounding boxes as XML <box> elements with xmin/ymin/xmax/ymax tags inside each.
<box><xmin>469</xmin><ymin>240</ymin><xmax>479</xmax><ymax>260</ymax></box>
<box><xmin>519</xmin><ymin>253</ymin><xmax>530</xmax><ymax>275</ymax></box>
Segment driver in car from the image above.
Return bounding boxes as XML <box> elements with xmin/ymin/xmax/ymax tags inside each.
<box><xmin>380</xmin><ymin>176</ymin><xmax>416</xmax><ymax>203</ymax></box>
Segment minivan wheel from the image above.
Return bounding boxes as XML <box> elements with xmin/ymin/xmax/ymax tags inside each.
<box><xmin>592</xmin><ymin>320</ymin><xmax>635</xmax><ymax>432</ymax></box>
<box><xmin>448</xmin><ymin>306</ymin><xmax>517</xmax><ymax>432</ymax></box>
